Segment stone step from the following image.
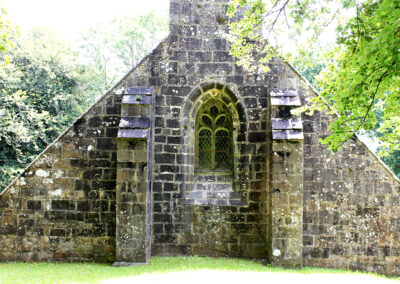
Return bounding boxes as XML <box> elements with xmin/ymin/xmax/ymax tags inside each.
<box><xmin>125</xmin><ymin>87</ymin><xmax>153</xmax><ymax>95</ymax></box>
<box><xmin>117</xmin><ymin>129</ymin><xmax>149</xmax><ymax>139</ymax></box>
<box><xmin>270</xmin><ymin>89</ymin><xmax>298</xmax><ymax>97</ymax></box>
<box><xmin>272</xmin><ymin>130</ymin><xmax>304</xmax><ymax>140</ymax></box>
<box><xmin>271</xmin><ymin>96</ymin><xmax>301</xmax><ymax>107</ymax></box>
<box><xmin>271</xmin><ymin>88</ymin><xmax>304</xmax><ymax>141</ymax></box>
<box><xmin>272</xmin><ymin>118</ymin><xmax>302</xmax><ymax>130</ymax></box>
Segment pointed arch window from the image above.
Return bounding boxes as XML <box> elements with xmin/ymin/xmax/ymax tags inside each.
<box><xmin>195</xmin><ymin>100</ymin><xmax>233</xmax><ymax>174</ymax></box>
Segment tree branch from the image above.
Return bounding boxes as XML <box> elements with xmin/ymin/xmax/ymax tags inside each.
<box><xmin>339</xmin><ymin>66</ymin><xmax>391</xmax><ymax>147</ymax></box>
<box><xmin>265</xmin><ymin>0</ymin><xmax>290</xmax><ymax>40</ymax></box>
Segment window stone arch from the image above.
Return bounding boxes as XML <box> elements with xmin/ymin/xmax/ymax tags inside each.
<box><xmin>181</xmin><ymin>83</ymin><xmax>247</xmax><ymax>206</ymax></box>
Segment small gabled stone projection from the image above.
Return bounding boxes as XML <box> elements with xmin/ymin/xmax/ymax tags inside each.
<box><xmin>271</xmin><ymin>89</ymin><xmax>304</xmax><ymax>141</ymax></box>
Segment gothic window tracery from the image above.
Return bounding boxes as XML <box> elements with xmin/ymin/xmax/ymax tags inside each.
<box><xmin>195</xmin><ymin>99</ymin><xmax>233</xmax><ymax>174</ymax></box>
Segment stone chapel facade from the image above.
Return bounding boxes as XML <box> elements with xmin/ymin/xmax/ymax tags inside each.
<box><xmin>0</xmin><ymin>0</ymin><xmax>399</xmax><ymax>275</ymax></box>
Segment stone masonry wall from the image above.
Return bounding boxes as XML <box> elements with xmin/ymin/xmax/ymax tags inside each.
<box><xmin>0</xmin><ymin>31</ymin><xmax>167</xmax><ymax>261</ymax></box>
<box><xmin>0</xmin><ymin>0</ymin><xmax>275</xmax><ymax>260</ymax></box>
<box><xmin>302</xmin><ymin>111</ymin><xmax>400</xmax><ymax>275</ymax></box>
<box><xmin>0</xmin><ymin>39</ymin><xmax>166</xmax><ymax>261</ymax></box>
<box><xmin>265</xmin><ymin>58</ymin><xmax>400</xmax><ymax>274</ymax></box>
<box><xmin>134</xmin><ymin>0</ymin><xmax>272</xmax><ymax>257</ymax></box>
<box><xmin>0</xmin><ymin>0</ymin><xmax>398</xmax><ymax>274</ymax></box>
<box><xmin>0</xmin><ymin>91</ymin><xmax>122</xmax><ymax>261</ymax></box>
<box><xmin>270</xmin><ymin>141</ymin><xmax>303</xmax><ymax>267</ymax></box>
<box><xmin>115</xmin><ymin>139</ymin><xmax>149</xmax><ymax>263</ymax></box>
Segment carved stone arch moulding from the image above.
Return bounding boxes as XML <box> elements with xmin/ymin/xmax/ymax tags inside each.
<box><xmin>182</xmin><ymin>82</ymin><xmax>248</xmax><ymax>206</ymax></box>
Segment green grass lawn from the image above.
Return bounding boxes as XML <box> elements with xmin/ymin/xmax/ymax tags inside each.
<box><xmin>0</xmin><ymin>256</ymin><xmax>398</xmax><ymax>284</ymax></box>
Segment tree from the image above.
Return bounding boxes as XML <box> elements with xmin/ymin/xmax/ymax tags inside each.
<box><xmin>111</xmin><ymin>11</ymin><xmax>168</xmax><ymax>70</ymax></box>
<box><xmin>0</xmin><ymin>11</ymin><xmax>168</xmax><ymax>190</ymax></box>
<box><xmin>79</xmin><ymin>26</ymin><xmax>120</xmax><ymax>92</ymax></box>
<box><xmin>227</xmin><ymin>0</ymin><xmax>350</xmax><ymax>72</ymax></box>
<box><xmin>314</xmin><ymin>0</ymin><xmax>400</xmax><ymax>154</ymax></box>
<box><xmin>0</xmin><ymin>7</ymin><xmax>15</xmax><ymax>66</ymax></box>
<box><xmin>362</xmin><ymin>101</ymin><xmax>400</xmax><ymax>177</ymax></box>
<box><xmin>0</xmin><ymin>28</ymin><xmax>91</xmax><ymax>189</ymax></box>
<box><xmin>292</xmin><ymin>44</ymin><xmax>330</xmax><ymax>88</ymax></box>
<box><xmin>79</xmin><ymin>11</ymin><xmax>168</xmax><ymax>94</ymax></box>
<box><xmin>227</xmin><ymin>0</ymin><xmax>400</xmax><ymax>155</ymax></box>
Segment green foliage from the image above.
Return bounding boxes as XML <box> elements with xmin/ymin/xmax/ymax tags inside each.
<box><xmin>228</xmin><ymin>0</ymin><xmax>400</xmax><ymax>159</ymax></box>
<box><xmin>79</xmin><ymin>11</ymin><xmax>168</xmax><ymax>93</ymax></box>
<box><xmin>362</xmin><ymin>101</ymin><xmax>400</xmax><ymax>177</ymax></box>
<box><xmin>111</xmin><ymin>11</ymin><xmax>168</xmax><ymax>70</ymax></box>
<box><xmin>227</xmin><ymin>0</ymin><xmax>272</xmax><ymax>73</ymax></box>
<box><xmin>0</xmin><ymin>7</ymin><xmax>15</xmax><ymax>66</ymax></box>
<box><xmin>0</xmin><ymin>29</ymin><xmax>91</xmax><ymax>190</ymax></box>
<box><xmin>307</xmin><ymin>0</ymin><xmax>400</xmax><ymax>154</ymax></box>
<box><xmin>227</xmin><ymin>0</ymin><xmax>349</xmax><ymax>72</ymax></box>
<box><xmin>0</xmin><ymin>11</ymin><xmax>168</xmax><ymax>190</ymax></box>
<box><xmin>292</xmin><ymin>45</ymin><xmax>331</xmax><ymax>88</ymax></box>
<box><xmin>79</xmin><ymin>26</ymin><xmax>120</xmax><ymax>92</ymax></box>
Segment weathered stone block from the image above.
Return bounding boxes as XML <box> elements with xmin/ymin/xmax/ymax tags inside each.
<box><xmin>203</xmin><ymin>38</ymin><xmax>226</xmax><ymax>50</ymax></box>
<box><xmin>51</xmin><ymin>200</ymin><xmax>75</xmax><ymax>211</ymax></box>
<box><xmin>27</xmin><ymin>200</ymin><xmax>41</xmax><ymax>210</ymax></box>
<box><xmin>198</xmin><ymin>63</ymin><xmax>232</xmax><ymax>74</ymax></box>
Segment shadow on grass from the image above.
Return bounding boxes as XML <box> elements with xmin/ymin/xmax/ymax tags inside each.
<box><xmin>0</xmin><ymin>256</ymin><xmax>398</xmax><ymax>284</ymax></box>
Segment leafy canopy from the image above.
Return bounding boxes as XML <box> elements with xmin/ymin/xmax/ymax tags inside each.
<box><xmin>0</xmin><ymin>7</ymin><xmax>15</xmax><ymax>66</ymax></box>
<box><xmin>227</xmin><ymin>0</ymin><xmax>351</xmax><ymax>72</ymax></box>
<box><xmin>227</xmin><ymin>0</ymin><xmax>400</xmax><ymax>155</ymax></box>
<box><xmin>0</xmin><ymin>29</ymin><xmax>91</xmax><ymax>189</ymax></box>
<box><xmin>79</xmin><ymin>11</ymin><xmax>168</xmax><ymax>93</ymax></box>
<box><xmin>0</xmin><ymin>11</ymin><xmax>168</xmax><ymax>190</ymax></box>
<box><xmin>311</xmin><ymin>0</ymin><xmax>400</xmax><ymax>154</ymax></box>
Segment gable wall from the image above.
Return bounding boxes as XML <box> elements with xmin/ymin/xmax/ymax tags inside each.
<box><xmin>0</xmin><ymin>0</ymin><xmax>275</xmax><ymax>261</ymax></box>
<box><xmin>258</xmin><ymin>56</ymin><xmax>400</xmax><ymax>274</ymax></box>
<box><xmin>0</xmin><ymin>40</ymin><xmax>163</xmax><ymax>261</ymax></box>
<box><xmin>0</xmin><ymin>0</ymin><xmax>399</xmax><ymax>275</ymax></box>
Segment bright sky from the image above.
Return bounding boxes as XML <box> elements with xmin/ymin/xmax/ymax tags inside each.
<box><xmin>1</xmin><ymin>0</ymin><xmax>169</xmax><ymax>40</ymax></box>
